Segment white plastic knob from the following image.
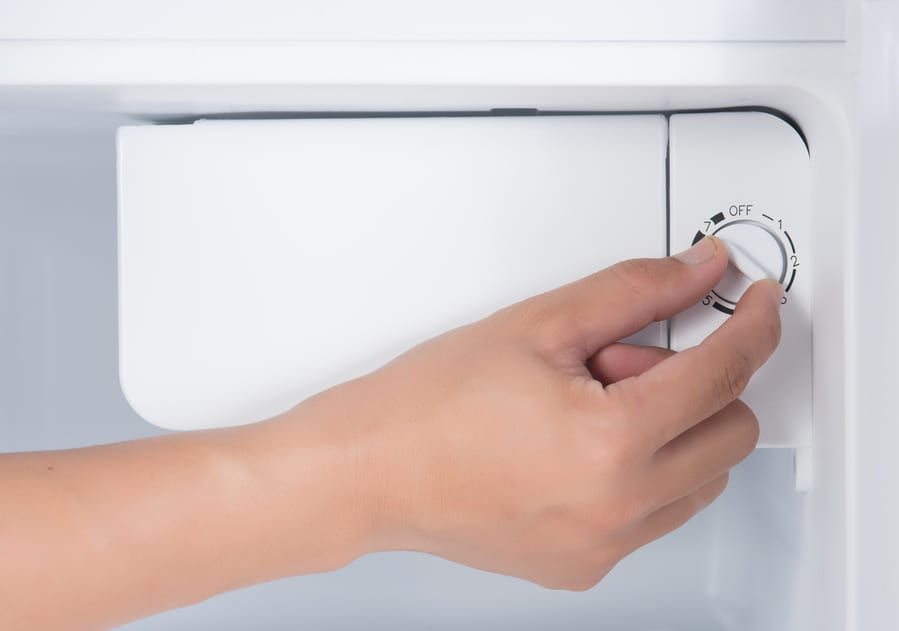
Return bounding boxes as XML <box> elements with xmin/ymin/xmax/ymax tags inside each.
<box><xmin>714</xmin><ymin>221</ymin><xmax>786</xmax><ymax>304</ymax></box>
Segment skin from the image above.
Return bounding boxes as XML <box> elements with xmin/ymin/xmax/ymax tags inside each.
<box><xmin>0</xmin><ymin>236</ymin><xmax>783</xmax><ymax>630</ymax></box>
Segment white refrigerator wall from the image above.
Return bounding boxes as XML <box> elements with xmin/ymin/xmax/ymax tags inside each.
<box><xmin>0</xmin><ymin>0</ymin><xmax>846</xmax><ymax>41</ymax></box>
<box><xmin>854</xmin><ymin>3</ymin><xmax>899</xmax><ymax>629</ymax></box>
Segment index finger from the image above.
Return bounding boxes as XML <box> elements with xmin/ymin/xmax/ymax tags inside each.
<box><xmin>605</xmin><ymin>279</ymin><xmax>783</xmax><ymax>450</ymax></box>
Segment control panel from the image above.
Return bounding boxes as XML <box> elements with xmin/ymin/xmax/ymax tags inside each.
<box><xmin>118</xmin><ymin>111</ymin><xmax>812</xmax><ymax>449</ymax></box>
<box><xmin>669</xmin><ymin>113</ymin><xmax>811</xmax><ymax>447</ymax></box>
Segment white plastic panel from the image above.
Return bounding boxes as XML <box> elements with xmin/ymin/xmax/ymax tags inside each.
<box><xmin>0</xmin><ymin>0</ymin><xmax>846</xmax><ymax>42</ymax></box>
<box><xmin>118</xmin><ymin>115</ymin><xmax>667</xmax><ymax>430</ymax></box>
<box><xmin>669</xmin><ymin>112</ymin><xmax>812</xmax><ymax>448</ymax></box>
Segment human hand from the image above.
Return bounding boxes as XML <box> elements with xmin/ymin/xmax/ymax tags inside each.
<box><xmin>0</xmin><ymin>237</ymin><xmax>783</xmax><ymax>631</ymax></box>
<box><xmin>323</xmin><ymin>236</ymin><xmax>782</xmax><ymax>590</ymax></box>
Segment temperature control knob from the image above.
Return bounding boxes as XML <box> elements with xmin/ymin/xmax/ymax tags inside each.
<box><xmin>668</xmin><ymin>111</ymin><xmax>811</xmax><ymax>449</ymax></box>
<box><xmin>692</xmin><ymin>213</ymin><xmax>797</xmax><ymax>315</ymax></box>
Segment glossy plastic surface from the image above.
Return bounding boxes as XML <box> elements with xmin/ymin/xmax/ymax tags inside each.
<box><xmin>669</xmin><ymin>112</ymin><xmax>812</xmax><ymax>447</ymax></box>
<box><xmin>118</xmin><ymin>116</ymin><xmax>667</xmax><ymax>429</ymax></box>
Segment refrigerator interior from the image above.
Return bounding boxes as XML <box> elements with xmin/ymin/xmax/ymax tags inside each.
<box><xmin>0</xmin><ymin>5</ymin><xmax>873</xmax><ymax>628</ymax></box>
<box><xmin>0</xmin><ymin>108</ymin><xmax>808</xmax><ymax>631</ymax></box>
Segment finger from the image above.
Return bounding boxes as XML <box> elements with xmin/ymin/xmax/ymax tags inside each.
<box><xmin>617</xmin><ymin>473</ymin><xmax>728</xmax><ymax>554</ymax></box>
<box><xmin>587</xmin><ymin>343</ymin><xmax>674</xmax><ymax>385</ymax></box>
<box><xmin>607</xmin><ymin>278</ymin><xmax>782</xmax><ymax>449</ymax></box>
<box><xmin>646</xmin><ymin>400</ymin><xmax>757</xmax><ymax>506</ymax></box>
<box><xmin>517</xmin><ymin>237</ymin><xmax>727</xmax><ymax>360</ymax></box>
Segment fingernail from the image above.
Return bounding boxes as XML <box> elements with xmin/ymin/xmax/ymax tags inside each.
<box><xmin>674</xmin><ymin>236</ymin><xmax>718</xmax><ymax>265</ymax></box>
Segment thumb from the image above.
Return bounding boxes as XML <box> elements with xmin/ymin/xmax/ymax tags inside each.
<box><xmin>524</xmin><ymin>236</ymin><xmax>728</xmax><ymax>360</ymax></box>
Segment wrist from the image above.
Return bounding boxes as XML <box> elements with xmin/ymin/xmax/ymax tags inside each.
<box><xmin>194</xmin><ymin>394</ymin><xmax>362</xmax><ymax>580</ymax></box>
<box><xmin>235</xmin><ymin>376</ymin><xmax>407</xmax><ymax>572</ymax></box>
<box><xmin>291</xmin><ymin>373</ymin><xmax>434</xmax><ymax>556</ymax></box>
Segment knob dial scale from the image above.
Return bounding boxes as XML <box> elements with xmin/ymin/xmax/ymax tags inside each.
<box><xmin>692</xmin><ymin>208</ymin><xmax>799</xmax><ymax>315</ymax></box>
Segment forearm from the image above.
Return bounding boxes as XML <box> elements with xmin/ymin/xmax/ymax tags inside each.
<box><xmin>0</xmin><ymin>380</ymin><xmax>381</xmax><ymax>630</ymax></box>
<box><xmin>0</xmin><ymin>242</ymin><xmax>780</xmax><ymax>629</ymax></box>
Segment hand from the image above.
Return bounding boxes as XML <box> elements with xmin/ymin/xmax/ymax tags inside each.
<box><xmin>0</xmin><ymin>237</ymin><xmax>782</xmax><ymax>630</ymax></box>
<box><xmin>323</xmin><ymin>236</ymin><xmax>782</xmax><ymax>590</ymax></box>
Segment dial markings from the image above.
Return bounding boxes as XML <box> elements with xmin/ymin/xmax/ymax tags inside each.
<box><xmin>695</xmin><ymin>211</ymin><xmax>799</xmax><ymax>314</ymax></box>
<box><xmin>785</xmin><ymin>269</ymin><xmax>797</xmax><ymax>293</ymax></box>
<box><xmin>712</xmin><ymin>302</ymin><xmax>735</xmax><ymax>315</ymax></box>
<box><xmin>784</xmin><ymin>230</ymin><xmax>796</xmax><ymax>253</ymax></box>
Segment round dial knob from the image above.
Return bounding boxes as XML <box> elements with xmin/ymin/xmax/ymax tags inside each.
<box><xmin>692</xmin><ymin>211</ymin><xmax>798</xmax><ymax>315</ymax></box>
<box><xmin>713</xmin><ymin>220</ymin><xmax>787</xmax><ymax>305</ymax></box>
